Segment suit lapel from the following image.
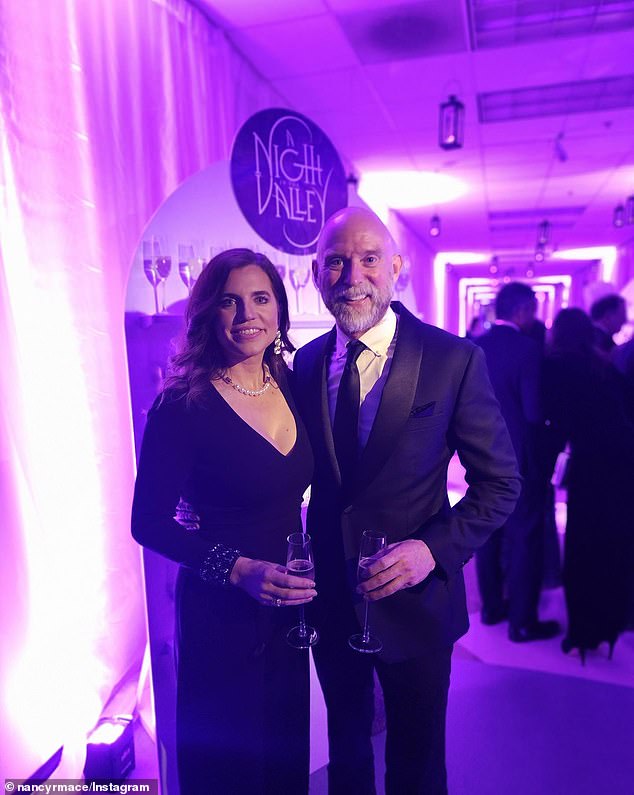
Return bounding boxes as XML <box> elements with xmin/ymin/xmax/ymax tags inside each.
<box><xmin>304</xmin><ymin>328</ymin><xmax>341</xmax><ymax>484</ymax></box>
<box><xmin>353</xmin><ymin>305</ymin><xmax>423</xmax><ymax>497</ymax></box>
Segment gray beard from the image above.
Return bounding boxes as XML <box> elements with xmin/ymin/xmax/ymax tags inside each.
<box><xmin>322</xmin><ymin>282</ymin><xmax>394</xmax><ymax>337</ymax></box>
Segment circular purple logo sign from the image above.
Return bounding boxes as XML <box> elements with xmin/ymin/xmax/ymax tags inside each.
<box><xmin>231</xmin><ymin>108</ymin><xmax>348</xmax><ymax>256</ymax></box>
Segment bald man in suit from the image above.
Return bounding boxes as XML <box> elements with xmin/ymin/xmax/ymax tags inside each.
<box><xmin>293</xmin><ymin>207</ymin><xmax>520</xmax><ymax>794</ymax></box>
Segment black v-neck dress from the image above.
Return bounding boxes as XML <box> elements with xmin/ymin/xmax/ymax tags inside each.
<box><xmin>132</xmin><ymin>374</ymin><xmax>314</xmax><ymax>795</ymax></box>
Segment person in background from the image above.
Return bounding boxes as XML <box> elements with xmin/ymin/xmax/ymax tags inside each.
<box><xmin>519</xmin><ymin>311</ymin><xmax>561</xmax><ymax>590</ymax></box>
<box><xmin>590</xmin><ymin>293</ymin><xmax>627</xmax><ymax>355</ymax></box>
<box><xmin>293</xmin><ymin>207</ymin><xmax>520</xmax><ymax>794</ymax></box>
<box><xmin>522</xmin><ymin>316</ymin><xmax>546</xmax><ymax>349</ymax></box>
<box><xmin>613</xmin><ymin>334</ymin><xmax>634</xmax><ymax>408</ymax></box>
<box><xmin>474</xmin><ymin>282</ymin><xmax>560</xmax><ymax>642</ymax></box>
<box><xmin>543</xmin><ymin>308</ymin><xmax>634</xmax><ymax>661</ymax></box>
<box><xmin>131</xmin><ymin>249</ymin><xmax>315</xmax><ymax>794</ymax></box>
<box><xmin>612</xmin><ymin>334</ymin><xmax>634</xmax><ymax>627</ymax></box>
<box><xmin>466</xmin><ymin>314</ymin><xmax>488</xmax><ymax>340</ymax></box>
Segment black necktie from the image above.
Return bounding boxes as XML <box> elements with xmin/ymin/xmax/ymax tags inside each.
<box><xmin>333</xmin><ymin>340</ymin><xmax>365</xmax><ymax>486</ymax></box>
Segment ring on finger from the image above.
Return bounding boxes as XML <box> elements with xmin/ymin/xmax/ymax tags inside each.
<box><xmin>274</xmin><ymin>597</ymin><xmax>282</xmax><ymax>607</ymax></box>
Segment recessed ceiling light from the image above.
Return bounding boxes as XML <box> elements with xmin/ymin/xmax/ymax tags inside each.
<box><xmin>552</xmin><ymin>246</ymin><xmax>617</xmax><ymax>282</ymax></box>
<box><xmin>358</xmin><ymin>170</ymin><xmax>467</xmax><ymax>211</ymax></box>
<box><xmin>435</xmin><ymin>251</ymin><xmax>489</xmax><ymax>264</ymax></box>
<box><xmin>552</xmin><ymin>246</ymin><xmax>616</xmax><ymax>261</ymax></box>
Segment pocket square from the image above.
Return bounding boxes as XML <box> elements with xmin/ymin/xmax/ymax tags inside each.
<box><xmin>410</xmin><ymin>401</ymin><xmax>436</xmax><ymax>418</ymax></box>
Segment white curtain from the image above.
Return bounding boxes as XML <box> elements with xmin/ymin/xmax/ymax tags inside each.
<box><xmin>0</xmin><ymin>0</ymin><xmax>282</xmax><ymax>778</ymax></box>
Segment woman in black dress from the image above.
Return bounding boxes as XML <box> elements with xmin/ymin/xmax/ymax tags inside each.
<box><xmin>543</xmin><ymin>308</ymin><xmax>634</xmax><ymax>661</ymax></box>
<box><xmin>131</xmin><ymin>249</ymin><xmax>315</xmax><ymax>794</ymax></box>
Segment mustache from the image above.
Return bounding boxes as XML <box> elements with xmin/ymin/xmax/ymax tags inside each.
<box><xmin>330</xmin><ymin>285</ymin><xmax>374</xmax><ymax>302</ymax></box>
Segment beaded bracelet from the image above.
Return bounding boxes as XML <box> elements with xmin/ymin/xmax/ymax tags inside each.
<box><xmin>200</xmin><ymin>543</ymin><xmax>241</xmax><ymax>587</ymax></box>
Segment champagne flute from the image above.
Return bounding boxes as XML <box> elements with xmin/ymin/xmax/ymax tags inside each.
<box><xmin>142</xmin><ymin>239</ymin><xmax>161</xmax><ymax>314</ymax></box>
<box><xmin>156</xmin><ymin>253</ymin><xmax>172</xmax><ymax>312</ymax></box>
<box><xmin>286</xmin><ymin>532</ymin><xmax>319</xmax><ymax>649</ymax></box>
<box><xmin>289</xmin><ymin>263</ymin><xmax>310</xmax><ymax>315</ymax></box>
<box><xmin>348</xmin><ymin>530</ymin><xmax>387</xmax><ymax>654</ymax></box>
<box><xmin>178</xmin><ymin>244</ymin><xmax>203</xmax><ymax>295</ymax></box>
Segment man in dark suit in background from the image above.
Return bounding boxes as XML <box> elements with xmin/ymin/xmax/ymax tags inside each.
<box><xmin>590</xmin><ymin>293</ymin><xmax>627</xmax><ymax>354</ymax></box>
<box><xmin>474</xmin><ymin>282</ymin><xmax>560</xmax><ymax>642</ymax></box>
<box><xmin>293</xmin><ymin>207</ymin><xmax>521</xmax><ymax>794</ymax></box>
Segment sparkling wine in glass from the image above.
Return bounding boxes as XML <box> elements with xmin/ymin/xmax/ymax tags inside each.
<box><xmin>178</xmin><ymin>244</ymin><xmax>203</xmax><ymax>295</ymax></box>
<box><xmin>289</xmin><ymin>264</ymin><xmax>310</xmax><ymax>314</ymax></box>
<box><xmin>143</xmin><ymin>239</ymin><xmax>161</xmax><ymax>314</ymax></box>
<box><xmin>349</xmin><ymin>530</ymin><xmax>387</xmax><ymax>654</ymax></box>
<box><xmin>286</xmin><ymin>532</ymin><xmax>319</xmax><ymax>649</ymax></box>
<box><xmin>156</xmin><ymin>253</ymin><xmax>172</xmax><ymax>312</ymax></box>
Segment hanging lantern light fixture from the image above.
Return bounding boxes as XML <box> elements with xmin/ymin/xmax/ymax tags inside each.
<box><xmin>534</xmin><ymin>243</ymin><xmax>546</xmax><ymax>262</ymax></box>
<box><xmin>429</xmin><ymin>215</ymin><xmax>441</xmax><ymax>237</ymax></box>
<box><xmin>537</xmin><ymin>220</ymin><xmax>551</xmax><ymax>245</ymax></box>
<box><xmin>613</xmin><ymin>204</ymin><xmax>625</xmax><ymax>228</ymax></box>
<box><xmin>625</xmin><ymin>196</ymin><xmax>634</xmax><ymax>225</ymax></box>
<box><xmin>439</xmin><ymin>95</ymin><xmax>465</xmax><ymax>150</ymax></box>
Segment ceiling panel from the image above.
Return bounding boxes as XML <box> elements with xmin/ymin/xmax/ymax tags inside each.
<box><xmin>194</xmin><ymin>0</ymin><xmax>328</xmax><ymax>28</ymax></box>
<box><xmin>364</xmin><ymin>53</ymin><xmax>475</xmax><ymax>105</ymax></box>
<box><xmin>275</xmin><ymin>67</ymin><xmax>379</xmax><ymax>112</ymax></box>
<box><xmin>328</xmin><ymin>0</ymin><xmax>416</xmax><ymax>10</ymax></box>
<box><xmin>470</xmin><ymin>33</ymin><xmax>634</xmax><ymax>92</ymax></box>
<box><xmin>477</xmin><ymin>117</ymin><xmax>571</xmax><ymax>144</ymax></box>
<box><xmin>337</xmin><ymin>0</ymin><xmax>469</xmax><ymax>64</ymax></box>
<box><xmin>228</xmin><ymin>14</ymin><xmax>360</xmax><ymax>79</ymax></box>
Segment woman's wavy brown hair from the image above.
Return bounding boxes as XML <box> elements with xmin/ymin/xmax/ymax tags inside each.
<box><xmin>163</xmin><ymin>248</ymin><xmax>294</xmax><ymax>405</ymax></box>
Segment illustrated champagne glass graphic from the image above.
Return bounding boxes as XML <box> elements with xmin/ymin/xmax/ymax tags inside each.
<box><xmin>348</xmin><ymin>530</ymin><xmax>387</xmax><ymax>654</ymax></box>
<box><xmin>289</xmin><ymin>262</ymin><xmax>310</xmax><ymax>314</ymax></box>
<box><xmin>275</xmin><ymin>260</ymin><xmax>287</xmax><ymax>284</ymax></box>
<box><xmin>286</xmin><ymin>532</ymin><xmax>319</xmax><ymax>649</ymax></box>
<box><xmin>395</xmin><ymin>267</ymin><xmax>411</xmax><ymax>299</ymax></box>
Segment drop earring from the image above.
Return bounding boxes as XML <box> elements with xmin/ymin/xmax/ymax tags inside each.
<box><xmin>273</xmin><ymin>330</ymin><xmax>282</xmax><ymax>355</ymax></box>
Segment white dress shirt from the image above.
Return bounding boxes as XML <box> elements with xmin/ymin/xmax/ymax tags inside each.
<box><xmin>328</xmin><ymin>307</ymin><xmax>398</xmax><ymax>451</ymax></box>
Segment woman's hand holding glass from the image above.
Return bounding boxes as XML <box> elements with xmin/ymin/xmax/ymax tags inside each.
<box><xmin>173</xmin><ymin>501</ymin><xmax>318</xmax><ymax>608</ymax></box>
<box><xmin>285</xmin><ymin>532</ymin><xmax>319</xmax><ymax>648</ymax></box>
<box><xmin>230</xmin><ymin>556</ymin><xmax>317</xmax><ymax>608</ymax></box>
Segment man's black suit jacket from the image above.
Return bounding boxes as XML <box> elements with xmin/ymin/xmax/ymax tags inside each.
<box><xmin>293</xmin><ymin>303</ymin><xmax>521</xmax><ymax>663</ymax></box>
<box><xmin>474</xmin><ymin>324</ymin><xmax>541</xmax><ymax>476</ymax></box>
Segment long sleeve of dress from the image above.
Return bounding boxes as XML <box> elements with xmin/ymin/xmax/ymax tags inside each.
<box><xmin>131</xmin><ymin>393</ymin><xmax>221</xmax><ymax>571</ymax></box>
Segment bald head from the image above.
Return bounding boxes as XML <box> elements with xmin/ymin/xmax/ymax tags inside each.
<box><xmin>316</xmin><ymin>206</ymin><xmax>398</xmax><ymax>263</ymax></box>
<box><xmin>313</xmin><ymin>206</ymin><xmax>402</xmax><ymax>338</ymax></box>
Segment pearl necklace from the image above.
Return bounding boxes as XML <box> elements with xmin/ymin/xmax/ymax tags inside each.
<box><xmin>221</xmin><ymin>367</ymin><xmax>271</xmax><ymax>397</ymax></box>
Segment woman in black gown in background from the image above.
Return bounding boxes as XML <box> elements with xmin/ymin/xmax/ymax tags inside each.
<box><xmin>543</xmin><ymin>308</ymin><xmax>634</xmax><ymax>661</ymax></box>
<box><xmin>132</xmin><ymin>249</ymin><xmax>315</xmax><ymax>794</ymax></box>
